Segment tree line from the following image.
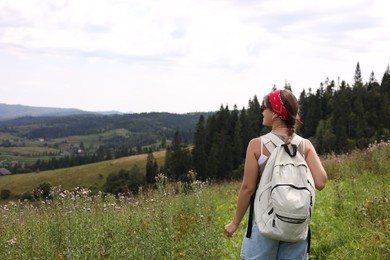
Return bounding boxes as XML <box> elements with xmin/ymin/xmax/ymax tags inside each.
<box><xmin>163</xmin><ymin>62</ymin><xmax>390</xmax><ymax>182</ymax></box>
<box><xmin>299</xmin><ymin>63</ymin><xmax>390</xmax><ymax>153</ymax></box>
<box><xmin>0</xmin><ymin>112</ymin><xmax>205</xmax><ymax>143</ymax></box>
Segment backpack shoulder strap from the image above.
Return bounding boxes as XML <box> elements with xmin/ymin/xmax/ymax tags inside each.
<box><xmin>291</xmin><ymin>134</ymin><xmax>306</xmax><ymax>158</ymax></box>
<box><xmin>264</xmin><ymin>132</ymin><xmax>285</xmax><ymax>147</ymax></box>
<box><xmin>291</xmin><ymin>134</ymin><xmax>304</xmax><ymax>146</ymax></box>
<box><xmin>259</xmin><ymin>135</ymin><xmax>276</xmax><ymax>154</ymax></box>
<box><xmin>246</xmin><ymin>133</ymin><xmax>277</xmax><ymax>239</ymax></box>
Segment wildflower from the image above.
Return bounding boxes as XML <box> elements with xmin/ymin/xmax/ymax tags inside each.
<box><xmin>384</xmin><ymin>218</ymin><xmax>390</xmax><ymax>232</ymax></box>
<box><xmin>363</xmin><ymin>199</ymin><xmax>373</xmax><ymax>209</ymax></box>
<box><xmin>7</xmin><ymin>237</ymin><xmax>17</xmax><ymax>246</ymax></box>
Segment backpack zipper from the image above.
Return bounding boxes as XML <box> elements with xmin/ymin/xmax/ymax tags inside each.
<box><xmin>271</xmin><ymin>184</ymin><xmax>312</xmax><ymax>193</ymax></box>
<box><xmin>276</xmin><ymin>214</ymin><xmax>307</xmax><ymax>224</ymax></box>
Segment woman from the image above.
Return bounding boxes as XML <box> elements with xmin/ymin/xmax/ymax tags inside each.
<box><xmin>224</xmin><ymin>89</ymin><xmax>327</xmax><ymax>259</ymax></box>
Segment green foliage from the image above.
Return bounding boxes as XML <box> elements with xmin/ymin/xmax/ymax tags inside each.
<box><xmin>104</xmin><ymin>167</ymin><xmax>145</xmax><ymax>195</ymax></box>
<box><xmin>0</xmin><ymin>112</ymin><xmax>207</xmax><ymax>143</ymax></box>
<box><xmin>164</xmin><ymin>131</ymin><xmax>192</xmax><ymax>181</ymax></box>
<box><xmin>192</xmin><ymin>99</ymin><xmax>264</xmax><ymax>181</ymax></box>
<box><xmin>310</xmin><ymin>141</ymin><xmax>390</xmax><ymax>258</ymax></box>
<box><xmin>192</xmin><ymin>115</ymin><xmax>208</xmax><ymax>179</ymax></box>
<box><xmin>33</xmin><ymin>182</ymin><xmax>52</xmax><ymax>200</ymax></box>
<box><xmin>20</xmin><ymin>192</ymin><xmax>33</xmax><ymax>201</ymax></box>
<box><xmin>0</xmin><ymin>189</ymin><xmax>11</xmax><ymax>200</ymax></box>
<box><xmin>0</xmin><ymin>144</ymin><xmax>389</xmax><ymax>259</ymax></box>
<box><xmin>145</xmin><ymin>152</ymin><xmax>158</xmax><ymax>184</ymax></box>
<box><xmin>0</xmin><ymin>151</ymin><xmax>165</xmax><ymax>199</ymax></box>
<box><xmin>0</xmin><ymin>112</ymin><xmax>210</xmax><ymax>173</ymax></box>
<box><xmin>300</xmin><ymin>63</ymin><xmax>390</xmax><ymax>153</ymax></box>
<box><xmin>192</xmin><ymin>63</ymin><xmax>390</xmax><ymax>181</ymax></box>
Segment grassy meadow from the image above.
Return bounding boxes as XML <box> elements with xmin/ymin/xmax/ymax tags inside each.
<box><xmin>0</xmin><ymin>151</ymin><xmax>166</xmax><ymax>198</ymax></box>
<box><xmin>0</xmin><ymin>141</ymin><xmax>389</xmax><ymax>259</ymax></box>
<box><xmin>0</xmin><ymin>128</ymin><xmax>153</xmax><ymax>165</ymax></box>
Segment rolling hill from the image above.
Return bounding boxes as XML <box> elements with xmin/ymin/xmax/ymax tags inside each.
<box><xmin>0</xmin><ymin>150</ymin><xmax>166</xmax><ymax>198</ymax></box>
<box><xmin>0</xmin><ymin>103</ymin><xmax>114</xmax><ymax>121</ymax></box>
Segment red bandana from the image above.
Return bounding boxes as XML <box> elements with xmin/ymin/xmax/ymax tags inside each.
<box><xmin>268</xmin><ymin>90</ymin><xmax>303</xmax><ymax>124</ymax></box>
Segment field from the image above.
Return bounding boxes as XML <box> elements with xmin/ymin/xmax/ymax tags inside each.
<box><xmin>0</xmin><ymin>142</ymin><xmax>389</xmax><ymax>259</ymax></box>
<box><xmin>0</xmin><ymin>128</ymin><xmax>150</xmax><ymax>165</ymax></box>
<box><xmin>0</xmin><ymin>150</ymin><xmax>166</xmax><ymax>198</ymax></box>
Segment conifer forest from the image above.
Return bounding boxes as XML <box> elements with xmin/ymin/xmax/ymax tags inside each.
<box><xmin>174</xmin><ymin>63</ymin><xmax>390</xmax><ymax>181</ymax></box>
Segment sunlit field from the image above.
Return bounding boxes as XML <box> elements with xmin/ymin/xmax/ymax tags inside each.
<box><xmin>0</xmin><ymin>142</ymin><xmax>389</xmax><ymax>259</ymax></box>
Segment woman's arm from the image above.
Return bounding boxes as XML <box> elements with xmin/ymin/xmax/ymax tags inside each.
<box><xmin>224</xmin><ymin>138</ymin><xmax>261</xmax><ymax>237</ymax></box>
<box><xmin>304</xmin><ymin>139</ymin><xmax>328</xmax><ymax>190</ymax></box>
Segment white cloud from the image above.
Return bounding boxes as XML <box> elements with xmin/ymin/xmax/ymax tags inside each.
<box><xmin>0</xmin><ymin>0</ymin><xmax>389</xmax><ymax>113</ymax></box>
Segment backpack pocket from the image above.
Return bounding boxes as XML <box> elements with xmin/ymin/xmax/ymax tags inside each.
<box><xmin>268</xmin><ymin>184</ymin><xmax>312</xmax><ymax>242</ymax></box>
<box><xmin>271</xmin><ymin>209</ymin><xmax>309</xmax><ymax>242</ymax></box>
<box><xmin>276</xmin><ymin>214</ymin><xmax>306</xmax><ymax>224</ymax></box>
<box><xmin>271</xmin><ymin>184</ymin><xmax>313</xmax><ymax>217</ymax></box>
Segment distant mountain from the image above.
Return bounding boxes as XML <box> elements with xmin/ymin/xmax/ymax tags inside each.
<box><xmin>0</xmin><ymin>103</ymin><xmax>121</xmax><ymax>121</ymax></box>
<box><xmin>0</xmin><ymin>111</ymin><xmax>211</xmax><ymax>147</ymax></box>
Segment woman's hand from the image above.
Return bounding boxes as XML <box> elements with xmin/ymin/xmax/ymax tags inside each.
<box><xmin>224</xmin><ymin>221</ymin><xmax>239</xmax><ymax>237</ymax></box>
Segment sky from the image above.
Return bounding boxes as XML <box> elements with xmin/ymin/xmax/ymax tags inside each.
<box><xmin>0</xmin><ymin>0</ymin><xmax>389</xmax><ymax>114</ymax></box>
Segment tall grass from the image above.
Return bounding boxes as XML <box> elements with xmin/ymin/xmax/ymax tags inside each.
<box><xmin>0</xmin><ymin>142</ymin><xmax>389</xmax><ymax>259</ymax></box>
<box><xmin>310</xmin><ymin>141</ymin><xmax>390</xmax><ymax>259</ymax></box>
<box><xmin>0</xmin><ymin>151</ymin><xmax>165</xmax><ymax>197</ymax></box>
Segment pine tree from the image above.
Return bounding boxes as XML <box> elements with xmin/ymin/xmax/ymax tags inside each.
<box><xmin>246</xmin><ymin>96</ymin><xmax>262</xmax><ymax>139</ymax></box>
<box><xmin>379</xmin><ymin>64</ymin><xmax>390</xmax><ymax>134</ymax></box>
<box><xmin>315</xmin><ymin>118</ymin><xmax>336</xmax><ymax>154</ymax></box>
<box><xmin>232</xmin><ymin>113</ymin><xmax>243</xmax><ymax>169</ymax></box>
<box><xmin>368</xmin><ymin>71</ymin><xmax>376</xmax><ymax>86</ymax></box>
<box><xmin>284</xmin><ymin>81</ymin><xmax>292</xmax><ymax>91</ymax></box>
<box><xmin>332</xmin><ymin>81</ymin><xmax>351</xmax><ymax>152</ymax></box>
<box><xmin>380</xmin><ymin>64</ymin><xmax>390</xmax><ymax>91</ymax></box>
<box><xmin>354</xmin><ymin>62</ymin><xmax>363</xmax><ymax>87</ymax></box>
<box><xmin>192</xmin><ymin>115</ymin><xmax>208</xmax><ymax>180</ymax></box>
<box><xmin>350</xmin><ymin>86</ymin><xmax>368</xmax><ymax>144</ymax></box>
<box><xmin>146</xmin><ymin>152</ymin><xmax>158</xmax><ymax>184</ymax></box>
<box><xmin>215</xmin><ymin>129</ymin><xmax>233</xmax><ymax>179</ymax></box>
<box><xmin>299</xmin><ymin>89</ymin><xmax>322</xmax><ymax>138</ymax></box>
<box><xmin>206</xmin><ymin>134</ymin><xmax>220</xmax><ymax>180</ymax></box>
<box><xmin>239</xmin><ymin>107</ymin><xmax>251</xmax><ymax>153</ymax></box>
<box><xmin>165</xmin><ymin>131</ymin><xmax>191</xmax><ymax>180</ymax></box>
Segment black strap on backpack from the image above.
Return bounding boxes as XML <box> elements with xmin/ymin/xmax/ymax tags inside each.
<box><xmin>245</xmin><ymin>157</ymin><xmax>263</xmax><ymax>238</ymax></box>
<box><xmin>245</xmin><ymin>134</ymin><xmax>312</xmax><ymax>253</ymax></box>
<box><xmin>307</xmin><ymin>226</ymin><xmax>311</xmax><ymax>253</ymax></box>
<box><xmin>245</xmin><ymin>192</ymin><xmax>256</xmax><ymax>238</ymax></box>
<box><xmin>282</xmin><ymin>143</ymin><xmax>298</xmax><ymax>157</ymax></box>
<box><xmin>245</xmin><ymin>136</ymin><xmax>271</xmax><ymax>238</ymax></box>
<box><xmin>247</xmin><ymin>201</ymin><xmax>312</xmax><ymax>253</ymax></box>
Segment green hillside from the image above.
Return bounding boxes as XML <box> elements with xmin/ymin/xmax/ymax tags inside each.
<box><xmin>0</xmin><ymin>142</ymin><xmax>388</xmax><ymax>259</ymax></box>
<box><xmin>0</xmin><ymin>151</ymin><xmax>165</xmax><ymax>198</ymax></box>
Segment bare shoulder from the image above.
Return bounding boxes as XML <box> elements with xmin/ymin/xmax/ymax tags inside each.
<box><xmin>248</xmin><ymin>137</ymin><xmax>261</xmax><ymax>147</ymax></box>
<box><xmin>302</xmin><ymin>138</ymin><xmax>327</xmax><ymax>190</ymax></box>
<box><xmin>302</xmin><ymin>138</ymin><xmax>316</xmax><ymax>155</ymax></box>
<box><xmin>247</xmin><ymin>137</ymin><xmax>262</xmax><ymax>155</ymax></box>
<box><xmin>249</xmin><ymin>137</ymin><xmax>262</xmax><ymax>146</ymax></box>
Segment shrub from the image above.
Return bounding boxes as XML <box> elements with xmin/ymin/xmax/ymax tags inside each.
<box><xmin>104</xmin><ymin>166</ymin><xmax>145</xmax><ymax>195</ymax></box>
<box><xmin>20</xmin><ymin>192</ymin><xmax>33</xmax><ymax>201</ymax></box>
<box><xmin>33</xmin><ymin>182</ymin><xmax>52</xmax><ymax>200</ymax></box>
<box><xmin>0</xmin><ymin>189</ymin><xmax>11</xmax><ymax>200</ymax></box>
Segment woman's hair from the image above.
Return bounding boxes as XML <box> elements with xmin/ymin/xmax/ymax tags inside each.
<box><xmin>264</xmin><ymin>89</ymin><xmax>300</xmax><ymax>141</ymax></box>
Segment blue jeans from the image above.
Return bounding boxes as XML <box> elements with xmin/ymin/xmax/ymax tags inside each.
<box><xmin>240</xmin><ymin>219</ymin><xmax>308</xmax><ymax>260</ymax></box>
